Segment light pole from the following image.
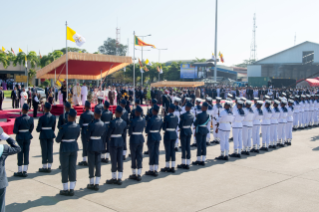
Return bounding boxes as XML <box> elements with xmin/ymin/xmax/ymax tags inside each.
<box><xmin>137</xmin><ymin>34</ymin><xmax>151</xmax><ymax>86</ymax></box>
<box><xmin>154</xmin><ymin>48</ymin><xmax>168</xmax><ymax>81</ymax></box>
<box><xmin>214</xmin><ymin>0</ymin><xmax>218</xmax><ymax>82</ymax></box>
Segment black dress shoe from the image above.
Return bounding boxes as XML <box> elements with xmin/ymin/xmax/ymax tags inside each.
<box><xmin>136</xmin><ymin>175</ymin><xmax>142</xmax><ymax>181</ymax></box>
<box><xmin>229</xmin><ymin>153</ymin><xmax>238</xmax><ymax>158</ymax></box>
<box><xmin>145</xmin><ymin>171</ymin><xmax>158</xmax><ymax>177</ymax></box>
<box><xmin>78</xmin><ymin>161</ymin><xmax>88</xmax><ymax>166</ymax></box>
<box><xmin>59</xmin><ymin>165</ymin><xmax>61</xmax><ymax>169</ymax></box>
<box><xmin>117</xmin><ymin>179</ymin><xmax>122</xmax><ymax>185</ymax></box>
<box><xmin>144</xmin><ymin>151</ymin><xmax>149</xmax><ymax>155</ymax></box>
<box><xmin>69</xmin><ymin>189</ymin><xmax>74</xmax><ymax>196</ymax></box>
<box><xmin>39</xmin><ymin>168</ymin><xmax>51</xmax><ymax>173</ymax></box>
<box><xmin>184</xmin><ymin>165</ymin><xmax>190</xmax><ymax>169</ymax></box>
<box><xmin>123</xmin><ymin>156</ymin><xmax>126</xmax><ymax>161</ymax></box>
<box><xmin>223</xmin><ymin>156</ymin><xmax>229</xmax><ymax>161</ymax></box>
<box><xmin>129</xmin><ymin>174</ymin><xmax>138</xmax><ymax>180</ymax></box>
<box><xmin>198</xmin><ymin>161</ymin><xmax>205</xmax><ymax>166</ymax></box>
<box><xmin>22</xmin><ymin>171</ymin><xmax>28</xmax><ymax>177</ymax></box>
<box><xmin>177</xmin><ymin>164</ymin><xmax>185</xmax><ymax>169</ymax></box>
<box><xmin>14</xmin><ymin>172</ymin><xmax>25</xmax><ymax>177</ymax></box>
<box><xmin>250</xmin><ymin>149</ymin><xmax>256</xmax><ymax>153</ymax></box>
<box><xmin>191</xmin><ymin>143</ymin><xmax>197</xmax><ymax>147</ymax></box>
<box><xmin>47</xmin><ymin>168</ymin><xmax>52</xmax><ymax>173</ymax></box>
<box><xmin>101</xmin><ymin>158</ymin><xmax>109</xmax><ymax>163</ymax></box>
<box><xmin>87</xmin><ymin>184</ymin><xmax>95</xmax><ymax>190</ymax></box>
<box><xmin>128</xmin><ymin>154</ymin><xmax>131</xmax><ymax>157</ymax></box>
<box><xmin>94</xmin><ymin>184</ymin><xmax>99</xmax><ymax>191</ymax></box>
<box><xmin>215</xmin><ymin>155</ymin><xmax>225</xmax><ymax>160</ymax></box>
<box><xmin>174</xmin><ymin>147</ymin><xmax>179</xmax><ymax>152</ymax></box>
<box><xmin>215</xmin><ymin>141</ymin><xmax>220</xmax><ymax>144</ymax></box>
<box><xmin>255</xmin><ymin>149</ymin><xmax>260</xmax><ymax>153</ymax></box>
<box><xmin>106</xmin><ymin>179</ymin><xmax>118</xmax><ymax>184</ymax></box>
<box><xmin>206</xmin><ymin>142</ymin><xmax>210</xmax><ymax>146</ymax></box>
<box><xmin>60</xmin><ymin>190</ymin><xmax>69</xmax><ymax>196</ymax></box>
<box><xmin>168</xmin><ymin>168</ymin><xmax>175</xmax><ymax>173</ymax></box>
<box><xmin>161</xmin><ymin>167</ymin><xmax>170</xmax><ymax>172</ymax></box>
<box><xmin>192</xmin><ymin>161</ymin><xmax>200</xmax><ymax>165</ymax></box>
<box><xmin>153</xmin><ymin>171</ymin><xmax>159</xmax><ymax>176</ymax></box>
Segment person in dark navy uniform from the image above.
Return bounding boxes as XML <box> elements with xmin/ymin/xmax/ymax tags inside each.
<box><xmin>58</xmin><ymin>102</ymin><xmax>71</xmax><ymax>129</ymax></box>
<box><xmin>145</xmin><ymin>104</ymin><xmax>163</xmax><ymax>176</ymax></box>
<box><xmin>13</xmin><ymin>103</ymin><xmax>34</xmax><ymax>177</ymax></box>
<box><xmin>0</xmin><ymin>126</ymin><xmax>21</xmax><ymax>211</ymax></box>
<box><xmin>101</xmin><ymin>100</ymin><xmax>113</xmax><ymax>163</ymax></box>
<box><xmin>130</xmin><ymin>99</ymin><xmax>144</xmax><ymax>121</ymax></box>
<box><xmin>106</xmin><ymin>106</ymin><xmax>127</xmax><ymax>185</ymax></box>
<box><xmin>36</xmin><ymin>102</ymin><xmax>56</xmax><ymax>172</ymax></box>
<box><xmin>144</xmin><ymin>99</ymin><xmax>157</xmax><ymax>155</ymax></box>
<box><xmin>86</xmin><ymin>105</ymin><xmax>106</xmax><ymax>191</ymax></box>
<box><xmin>192</xmin><ymin>102</ymin><xmax>210</xmax><ymax>166</ymax></box>
<box><xmin>177</xmin><ymin>102</ymin><xmax>194</xmax><ymax>169</ymax></box>
<box><xmin>56</xmin><ymin>109</ymin><xmax>80</xmax><ymax>196</ymax></box>
<box><xmin>78</xmin><ymin>101</ymin><xmax>94</xmax><ymax>166</ymax></box>
<box><xmin>120</xmin><ymin>99</ymin><xmax>129</xmax><ymax>160</ymax></box>
<box><xmin>128</xmin><ymin>105</ymin><xmax>146</xmax><ymax>181</ymax></box>
<box><xmin>162</xmin><ymin>90</ymin><xmax>171</xmax><ymax>115</ymax></box>
<box><xmin>161</xmin><ymin>104</ymin><xmax>179</xmax><ymax>173</ymax></box>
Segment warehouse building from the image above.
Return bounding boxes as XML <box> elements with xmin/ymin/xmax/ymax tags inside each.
<box><xmin>247</xmin><ymin>41</ymin><xmax>319</xmax><ymax>87</ymax></box>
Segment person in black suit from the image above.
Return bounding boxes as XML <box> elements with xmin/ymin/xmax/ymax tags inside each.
<box><xmin>0</xmin><ymin>87</ymin><xmax>4</xmax><ymax>110</ymax></box>
<box><xmin>45</xmin><ymin>86</ymin><xmax>49</xmax><ymax>99</ymax></box>
<box><xmin>0</xmin><ymin>126</ymin><xmax>21</xmax><ymax>211</ymax></box>
<box><xmin>11</xmin><ymin>87</ymin><xmax>19</xmax><ymax>108</ymax></box>
<box><xmin>151</xmin><ymin>88</ymin><xmax>156</xmax><ymax>100</ymax></box>
<box><xmin>17</xmin><ymin>85</ymin><xmax>22</xmax><ymax>108</ymax></box>
<box><xmin>32</xmin><ymin>90</ymin><xmax>40</xmax><ymax>118</ymax></box>
<box><xmin>27</xmin><ymin>87</ymin><xmax>32</xmax><ymax>108</ymax></box>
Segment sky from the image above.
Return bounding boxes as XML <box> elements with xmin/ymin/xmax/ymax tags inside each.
<box><xmin>2</xmin><ymin>0</ymin><xmax>319</xmax><ymax>67</ymax></box>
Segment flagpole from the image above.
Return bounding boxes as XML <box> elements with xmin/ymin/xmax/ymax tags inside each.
<box><xmin>66</xmin><ymin>21</ymin><xmax>68</xmax><ymax>107</ymax></box>
<box><xmin>214</xmin><ymin>0</ymin><xmax>218</xmax><ymax>82</ymax></box>
<box><xmin>141</xmin><ymin>45</ymin><xmax>143</xmax><ymax>87</ymax></box>
<box><xmin>133</xmin><ymin>31</ymin><xmax>136</xmax><ymax>104</ymax></box>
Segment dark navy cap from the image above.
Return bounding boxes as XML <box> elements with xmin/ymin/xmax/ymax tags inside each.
<box><xmin>153</xmin><ymin>104</ymin><xmax>160</xmax><ymax>112</ymax></box>
<box><xmin>104</xmin><ymin>100</ymin><xmax>110</xmax><ymax>108</ymax></box>
<box><xmin>136</xmin><ymin>105</ymin><xmax>143</xmax><ymax>113</ymax></box>
<box><xmin>22</xmin><ymin>103</ymin><xmax>29</xmax><ymax>111</ymax></box>
<box><xmin>186</xmin><ymin>102</ymin><xmax>193</xmax><ymax>108</ymax></box>
<box><xmin>116</xmin><ymin>105</ymin><xmax>123</xmax><ymax>113</ymax></box>
<box><xmin>65</xmin><ymin>102</ymin><xmax>71</xmax><ymax>109</ymax></box>
<box><xmin>94</xmin><ymin>105</ymin><xmax>102</xmax><ymax>115</ymax></box>
<box><xmin>120</xmin><ymin>99</ymin><xmax>127</xmax><ymax>105</ymax></box>
<box><xmin>85</xmin><ymin>101</ymin><xmax>91</xmax><ymax>108</ymax></box>
<box><xmin>202</xmin><ymin>102</ymin><xmax>209</xmax><ymax>107</ymax></box>
<box><xmin>152</xmin><ymin>99</ymin><xmax>158</xmax><ymax>104</ymax></box>
<box><xmin>135</xmin><ymin>99</ymin><xmax>140</xmax><ymax>104</ymax></box>
<box><xmin>69</xmin><ymin>109</ymin><xmax>77</xmax><ymax>117</ymax></box>
<box><xmin>169</xmin><ymin>104</ymin><xmax>175</xmax><ymax>110</ymax></box>
<box><xmin>44</xmin><ymin>102</ymin><xmax>51</xmax><ymax>109</ymax></box>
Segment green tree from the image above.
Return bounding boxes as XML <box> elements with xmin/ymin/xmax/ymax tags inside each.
<box><xmin>40</xmin><ymin>50</ymin><xmax>63</xmax><ymax>68</ymax></box>
<box><xmin>0</xmin><ymin>52</ymin><xmax>9</xmax><ymax>68</ymax></box>
<box><xmin>27</xmin><ymin>51</ymin><xmax>39</xmax><ymax>68</ymax></box>
<box><xmin>98</xmin><ymin>38</ymin><xmax>128</xmax><ymax>56</ymax></box>
<box><xmin>13</xmin><ymin>52</ymin><xmax>27</xmax><ymax>67</ymax></box>
<box><xmin>60</xmin><ymin>47</ymin><xmax>87</xmax><ymax>54</ymax></box>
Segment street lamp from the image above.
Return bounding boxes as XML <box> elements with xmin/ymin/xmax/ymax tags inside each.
<box><xmin>154</xmin><ymin>48</ymin><xmax>168</xmax><ymax>81</ymax></box>
<box><xmin>136</xmin><ymin>34</ymin><xmax>151</xmax><ymax>86</ymax></box>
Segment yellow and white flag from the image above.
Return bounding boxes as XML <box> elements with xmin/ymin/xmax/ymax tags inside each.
<box><xmin>19</xmin><ymin>48</ymin><xmax>23</xmax><ymax>53</ymax></box>
<box><xmin>145</xmin><ymin>59</ymin><xmax>152</xmax><ymax>66</ymax></box>
<box><xmin>67</xmin><ymin>26</ymin><xmax>86</xmax><ymax>47</ymax></box>
<box><xmin>1</xmin><ymin>46</ymin><xmax>5</xmax><ymax>52</ymax></box>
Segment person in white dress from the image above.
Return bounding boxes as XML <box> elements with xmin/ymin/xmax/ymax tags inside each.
<box><xmin>113</xmin><ymin>87</ymin><xmax>117</xmax><ymax>106</ymax></box>
<box><xmin>81</xmin><ymin>83</ymin><xmax>88</xmax><ymax>106</ymax></box>
<box><xmin>58</xmin><ymin>90</ymin><xmax>63</xmax><ymax>104</ymax></box>
<box><xmin>72</xmin><ymin>83</ymin><xmax>82</xmax><ymax>106</ymax></box>
<box><xmin>20</xmin><ymin>88</ymin><xmax>28</xmax><ymax>107</ymax></box>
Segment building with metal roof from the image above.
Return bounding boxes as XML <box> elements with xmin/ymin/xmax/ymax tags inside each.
<box><xmin>247</xmin><ymin>41</ymin><xmax>319</xmax><ymax>85</ymax></box>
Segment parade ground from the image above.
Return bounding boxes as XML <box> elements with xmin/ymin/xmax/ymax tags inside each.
<box><xmin>2</xmin><ymin>99</ymin><xmax>319</xmax><ymax>212</ymax></box>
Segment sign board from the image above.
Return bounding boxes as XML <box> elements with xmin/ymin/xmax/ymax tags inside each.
<box><xmin>15</xmin><ymin>75</ymin><xmax>27</xmax><ymax>83</ymax></box>
<box><xmin>180</xmin><ymin>64</ymin><xmax>197</xmax><ymax>79</ymax></box>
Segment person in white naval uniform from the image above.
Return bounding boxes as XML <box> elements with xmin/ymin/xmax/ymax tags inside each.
<box><xmin>191</xmin><ymin>98</ymin><xmax>203</xmax><ymax>147</ymax></box>
<box><xmin>81</xmin><ymin>83</ymin><xmax>88</xmax><ymax>106</ymax></box>
<box><xmin>211</xmin><ymin>97</ymin><xmax>223</xmax><ymax>144</ymax></box>
<box><xmin>205</xmin><ymin>97</ymin><xmax>214</xmax><ymax>145</ymax></box>
<box><xmin>215</xmin><ymin>101</ymin><xmax>234</xmax><ymax>160</ymax></box>
<box><xmin>277</xmin><ymin>99</ymin><xmax>288</xmax><ymax>147</ymax></box>
<box><xmin>304</xmin><ymin>95</ymin><xmax>309</xmax><ymax>128</ymax></box>
<box><xmin>260</xmin><ymin>100</ymin><xmax>272</xmax><ymax>151</ymax></box>
<box><xmin>314</xmin><ymin>95</ymin><xmax>319</xmax><ymax>126</ymax></box>
<box><xmin>299</xmin><ymin>95</ymin><xmax>306</xmax><ymax>129</ymax></box>
<box><xmin>286</xmin><ymin>99</ymin><xmax>294</xmax><ymax>145</ymax></box>
<box><xmin>173</xmin><ymin>97</ymin><xmax>182</xmax><ymax>151</ymax></box>
<box><xmin>293</xmin><ymin>95</ymin><xmax>300</xmax><ymax>130</ymax></box>
<box><xmin>270</xmin><ymin>100</ymin><xmax>281</xmax><ymax>149</ymax></box>
<box><xmin>251</xmin><ymin>101</ymin><xmax>263</xmax><ymax>153</ymax></box>
<box><xmin>229</xmin><ymin>100</ymin><xmax>245</xmax><ymax>158</ymax></box>
<box><xmin>242</xmin><ymin>100</ymin><xmax>255</xmax><ymax>155</ymax></box>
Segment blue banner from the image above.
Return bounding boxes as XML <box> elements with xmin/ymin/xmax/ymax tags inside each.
<box><xmin>180</xmin><ymin>64</ymin><xmax>197</xmax><ymax>79</ymax></box>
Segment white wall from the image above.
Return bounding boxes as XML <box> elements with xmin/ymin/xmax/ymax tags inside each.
<box><xmin>247</xmin><ymin>65</ymin><xmax>261</xmax><ymax>77</ymax></box>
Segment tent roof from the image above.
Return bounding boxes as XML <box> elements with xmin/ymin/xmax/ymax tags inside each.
<box><xmin>305</xmin><ymin>78</ymin><xmax>319</xmax><ymax>87</ymax></box>
<box><xmin>150</xmin><ymin>81</ymin><xmax>204</xmax><ymax>88</ymax></box>
<box><xmin>36</xmin><ymin>52</ymin><xmax>132</xmax><ymax>80</ymax></box>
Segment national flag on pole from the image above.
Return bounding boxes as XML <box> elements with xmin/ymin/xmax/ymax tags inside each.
<box><xmin>143</xmin><ymin>66</ymin><xmax>149</xmax><ymax>72</ymax></box>
<box><xmin>140</xmin><ymin>67</ymin><xmax>144</xmax><ymax>73</ymax></box>
<box><xmin>135</xmin><ymin>36</ymin><xmax>156</xmax><ymax>48</ymax></box>
<box><xmin>160</xmin><ymin>66</ymin><xmax>163</xmax><ymax>74</ymax></box>
<box><xmin>39</xmin><ymin>51</ymin><xmax>42</xmax><ymax>59</ymax></box>
<box><xmin>1</xmin><ymin>46</ymin><xmax>5</xmax><ymax>52</ymax></box>
<box><xmin>67</xmin><ymin>26</ymin><xmax>86</xmax><ymax>47</ymax></box>
<box><xmin>212</xmin><ymin>53</ymin><xmax>216</xmax><ymax>61</ymax></box>
<box><xmin>145</xmin><ymin>59</ymin><xmax>152</xmax><ymax>66</ymax></box>
<box><xmin>11</xmin><ymin>48</ymin><xmax>15</xmax><ymax>56</ymax></box>
<box><xmin>157</xmin><ymin>66</ymin><xmax>161</xmax><ymax>73</ymax></box>
<box><xmin>25</xmin><ymin>55</ymin><xmax>27</xmax><ymax>68</ymax></box>
<box><xmin>219</xmin><ymin>52</ymin><xmax>224</xmax><ymax>63</ymax></box>
<box><xmin>19</xmin><ymin>48</ymin><xmax>23</xmax><ymax>53</ymax></box>
<box><xmin>138</xmin><ymin>58</ymin><xmax>143</xmax><ymax>67</ymax></box>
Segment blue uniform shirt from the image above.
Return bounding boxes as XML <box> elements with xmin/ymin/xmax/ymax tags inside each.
<box><xmin>87</xmin><ymin>119</ymin><xmax>106</xmax><ymax>152</ymax></box>
<box><xmin>145</xmin><ymin>115</ymin><xmax>163</xmax><ymax>141</ymax></box>
<box><xmin>56</xmin><ymin>122</ymin><xmax>80</xmax><ymax>152</ymax></box>
<box><xmin>107</xmin><ymin>117</ymin><xmax>127</xmax><ymax>147</ymax></box>
<box><xmin>179</xmin><ymin>111</ymin><xmax>194</xmax><ymax>136</ymax></box>
<box><xmin>13</xmin><ymin>114</ymin><xmax>34</xmax><ymax>141</ymax></box>
<box><xmin>129</xmin><ymin>116</ymin><xmax>146</xmax><ymax>145</ymax></box>
<box><xmin>163</xmin><ymin>113</ymin><xmax>178</xmax><ymax>140</ymax></box>
<box><xmin>36</xmin><ymin>112</ymin><xmax>56</xmax><ymax>139</ymax></box>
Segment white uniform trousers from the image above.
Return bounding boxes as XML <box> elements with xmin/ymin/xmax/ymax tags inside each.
<box><xmin>261</xmin><ymin>125</ymin><xmax>270</xmax><ymax>147</ymax></box>
<box><xmin>299</xmin><ymin>112</ymin><xmax>303</xmax><ymax>127</ymax></box>
<box><xmin>286</xmin><ymin>121</ymin><xmax>293</xmax><ymax>140</ymax></box>
<box><xmin>213</xmin><ymin>120</ymin><xmax>219</xmax><ymax>141</ymax></box>
<box><xmin>232</xmin><ymin>128</ymin><xmax>242</xmax><ymax>152</ymax></box>
<box><xmin>192</xmin><ymin>125</ymin><xmax>196</xmax><ymax>144</ymax></box>
<box><xmin>242</xmin><ymin>126</ymin><xmax>252</xmax><ymax>151</ymax></box>
<box><xmin>82</xmin><ymin>96</ymin><xmax>87</xmax><ymax>106</ymax></box>
<box><xmin>219</xmin><ymin>130</ymin><xmax>230</xmax><ymax>155</ymax></box>
<box><xmin>206</xmin><ymin>122</ymin><xmax>211</xmax><ymax>142</ymax></box>
<box><xmin>278</xmin><ymin>122</ymin><xmax>286</xmax><ymax>142</ymax></box>
<box><xmin>308</xmin><ymin>111</ymin><xmax>313</xmax><ymax>126</ymax></box>
<box><xmin>314</xmin><ymin>111</ymin><xmax>318</xmax><ymax>125</ymax></box>
<box><xmin>293</xmin><ymin>113</ymin><xmax>299</xmax><ymax>128</ymax></box>
<box><xmin>175</xmin><ymin>128</ymin><xmax>179</xmax><ymax>148</ymax></box>
<box><xmin>252</xmin><ymin>125</ymin><xmax>261</xmax><ymax>147</ymax></box>
<box><xmin>304</xmin><ymin>111</ymin><xmax>308</xmax><ymax>126</ymax></box>
<box><xmin>270</xmin><ymin>124</ymin><xmax>278</xmax><ymax>145</ymax></box>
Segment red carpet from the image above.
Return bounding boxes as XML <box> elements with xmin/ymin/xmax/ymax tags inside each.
<box><xmin>51</xmin><ymin>104</ymin><xmax>117</xmax><ymax>116</ymax></box>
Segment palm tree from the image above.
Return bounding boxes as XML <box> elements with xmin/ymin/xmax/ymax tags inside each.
<box><xmin>27</xmin><ymin>51</ymin><xmax>39</xmax><ymax>68</ymax></box>
<box><xmin>0</xmin><ymin>52</ymin><xmax>9</xmax><ymax>68</ymax></box>
<box><xmin>28</xmin><ymin>68</ymin><xmax>37</xmax><ymax>80</ymax></box>
<box><xmin>13</xmin><ymin>52</ymin><xmax>27</xmax><ymax>67</ymax></box>
<box><xmin>40</xmin><ymin>50</ymin><xmax>63</xmax><ymax>68</ymax></box>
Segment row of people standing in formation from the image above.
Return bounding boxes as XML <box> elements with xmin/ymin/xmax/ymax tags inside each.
<box><xmin>11</xmin><ymin>90</ymin><xmax>318</xmax><ymax>196</ymax></box>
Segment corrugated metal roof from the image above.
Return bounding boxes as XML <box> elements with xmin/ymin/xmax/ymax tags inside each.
<box><xmin>253</xmin><ymin>41</ymin><xmax>319</xmax><ymax>65</ymax></box>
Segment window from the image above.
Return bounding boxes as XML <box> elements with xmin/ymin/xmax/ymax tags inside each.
<box><xmin>303</xmin><ymin>51</ymin><xmax>314</xmax><ymax>65</ymax></box>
